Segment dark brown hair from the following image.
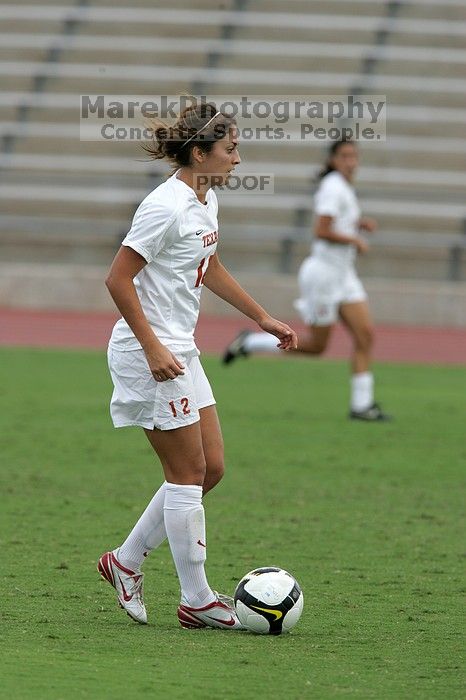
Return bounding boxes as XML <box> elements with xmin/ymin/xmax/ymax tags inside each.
<box><xmin>317</xmin><ymin>138</ymin><xmax>357</xmax><ymax>180</ymax></box>
<box><xmin>143</xmin><ymin>100</ymin><xmax>236</xmax><ymax>168</ymax></box>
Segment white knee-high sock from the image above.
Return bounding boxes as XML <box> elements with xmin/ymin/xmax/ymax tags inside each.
<box><xmin>118</xmin><ymin>482</ymin><xmax>168</xmax><ymax>570</ymax></box>
<box><xmin>164</xmin><ymin>482</ymin><xmax>215</xmax><ymax>608</ymax></box>
<box><xmin>351</xmin><ymin>372</ymin><xmax>374</xmax><ymax>412</ymax></box>
<box><xmin>243</xmin><ymin>332</ymin><xmax>280</xmax><ymax>353</ymax></box>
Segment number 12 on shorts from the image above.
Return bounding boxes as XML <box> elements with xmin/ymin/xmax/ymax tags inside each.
<box><xmin>169</xmin><ymin>398</ymin><xmax>191</xmax><ymax>417</ymax></box>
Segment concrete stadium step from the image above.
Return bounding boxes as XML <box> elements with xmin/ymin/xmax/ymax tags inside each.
<box><xmin>4</xmin><ymin>117</ymin><xmax>465</xmax><ymax>171</ymax></box>
<box><xmin>230</xmin><ymin>14</ymin><xmax>466</xmax><ymax>44</ymax></box>
<box><xmin>0</xmin><ymin>47</ymin><xmax>49</xmax><ymax>62</ymax></box>
<box><xmin>377</xmin><ymin>88</ymin><xmax>464</xmax><ymax>111</ymax></box>
<box><xmin>0</xmin><ymin>105</ymin><xmax>22</xmax><ymax>121</ymax></box>
<box><xmin>1</xmin><ymin>215</ymin><xmax>458</xmax><ymax>251</ymax></box>
<box><xmin>262</xmin><ymin>0</ymin><xmax>466</xmax><ymax>17</ymax></box>
<box><xmin>0</xmin><ymin>75</ymin><xmax>34</xmax><ymax>90</ymax></box>
<box><xmin>76</xmin><ymin>22</ymin><xmax>223</xmax><ymax>40</ymax></box>
<box><xmin>2</xmin><ymin>149</ymin><xmax>464</xmax><ymax>196</ymax></box>
<box><xmin>376</xmin><ymin>58</ymin><xmax>466</xmax><ymax>80</ymax></box>
<box><xmin>375</xmin><ymin>58</ymin><xmax>466</xmax><ymax>79</ymax></box>
<box><xmin>218</xmin><ymin>53</ymin><xmax>362</xmax><ymax>74</ymax></box>
<box><xmin>376</xmin><ymin>102</ymin><xmax>465</xmax><ymax>138</ymax></box>
<box><xmin>215</xmin><ymin>193</ymin><xmax>466</xmax><ymax>231</ymax></box>
<box><xmin>3</xmin><ymin>155</ymin><xmax>462</xmax><ymax>198</ymax></box>
<box><xmin>0</xmin><ymin>200</ymin><xmax>130</xmax><ymax>219</ymax></box>
<box><xmin>240</xmin><ymin>140</ymin><xmax>466</xmax><ymax>172</ymax></box>
<box><xmin>248</xmin><ymin>164</ymin><xmax>466</xmax><ymax>196</ymax></box>
<box><xmin>399</xmin><ymin>2</ymin><xmax>466</xmax><ymax>22</ymax></box>
<box><xmin>4</xmin><ymin>119</ymin><xmax>464</xmax><ymax>170</ymax></box>
<box><xmin>39</xmin><ymin>75</ymin><xmax>191</xmax><ymax>97</ymax></box>
<box><xmin>2</xmin><ymin>62</ymin><xmax>464</xmax><ymax>100</ymax></box>
<box><xmin>216</xmin><ymin>211</ymin><xmax>461</xmax><ymax>239</ymax></box>
<box><xmin>5</xmin><ymin>5</ymin><xmax>458</xmax><ymax>56</ymax></box>
<box><xmin>220</xmin><ymin>48</ymin><xmax>465</xmax><ymax>78</ymax></box>
<box><xmin>1</xmin><ymin>215</ymin><xmax>463</xmax><ymax>282</ymax></box>
<box><xmin>0</xmin><ymin>229</ymin><xmax>121</xmax><ymax>266</ymax></box>
<box><xmin>0</xmin><ymin>214</ymin><xmax>126</xmax><ymax>237</ymax></box>
<box><xmin>1</xmin><ymin>20</ymin><xmax>65</xmax><ymax>34</ymax></box>
<box><xmin>1</xmin><ymin>237</ymin><xmax>463</xmax><ymax>283</ymax></box>
<box><xmin>88</xmin><ymin>0</ymin><xmax>238</xmax><ymax>8</ymax></box>
<box><xmin>4</xmin><ymin>169</ymin><xmax>150</xmax><ymax>191</ymax></box>
<box><xmin>77</xmin><ymin>81</ymin><xmax>466</xmax><ymax>116</ymax></box>
<box><xmin>5</xmin><ymin>5</ymin><xmax>466</xmax><ymax>38</ymax></box>
<box><xmin>245</xmin><ymin>243</ymin><xmax>465</xmax><ymax>282</ymax></box>
<box><xmin>2</xmin><ymin>4</ymin><xmax>227</xmax><ymax>38</ymax></box>
<box><xmin>390</xmin><ymin>32</ymin><xmax>466</xmax><ymax>50</ymax></box>
<box><xmin>58</xmin><ymin>47</ymin><xmax>208</xmax><ymax>67</ymax></box>
<box><xmin>0</xmin><ymin>152</ymin><xmax>168</xmax><ymax>178</ymax></box>
<box><xmin>3</xmin><ymin>91</ymin><xmax>462</xmax><ymax>140</ymax></box>
<box><xmin>12</xmin><ymin>136</ymin><xmax>139</xmax><ymax>159</ymax></box>
<box><xmin>249</xmin><ymin>0</ymin><xmax>387</xmax><ymax>15</ymax></box>
<box><xmin>234</xmin><ymin>26</ymin><xmax>376</xmax><ymax>44</ymax></box>
<box><xmin>9</xmin><ymin>33</ymin><xmax>463</xmax><ymax>74</ymax></box>
<box><xmin>0</xmin><ymin>148</ymin><xmax>466</xmax><ymax>195</ymax></box>
<box><xmin>8</xmin><ymin>0</ymin><xmax>75</xmax><ymax>4</ymax></box>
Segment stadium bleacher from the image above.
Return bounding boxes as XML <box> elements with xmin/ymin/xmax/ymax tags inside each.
<box><xmin>0</xmin><ymin>0</ymin><xmax>465</xmax><ymax>284</ymax></box>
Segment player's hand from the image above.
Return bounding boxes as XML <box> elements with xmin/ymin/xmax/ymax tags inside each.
<box><xmin>258</xmin><ymin>315</ymin><xmax>298</xmax><ymax>351</ymax></box>
<box><xmin>354</xmin><ymin>237</ymin><xmax>370</xmax><ymax>255</ymax></box>
<box><xmin>145</xmin><ymin>344</ymin><xmax>185</xmax><ymax>382</ymax></box>
<box><xmin>359</xmin><ymin>217</ymin><xmax>378</xmax><ymax>234</ymax></box>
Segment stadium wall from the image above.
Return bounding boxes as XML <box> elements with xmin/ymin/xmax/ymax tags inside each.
<box><xmin>0</xmin><ymin>263</ymin><xmax>465</xmax><ymax>327</ymax></box>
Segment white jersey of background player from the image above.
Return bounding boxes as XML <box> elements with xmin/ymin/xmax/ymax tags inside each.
<box><xmin>224</xmin><ymin>139</ymin><xmax>390</xmax><ymax>422</ymax></box>
<box><xmin>98</xmin><ymin>102</ymin><xmax>297</xmax><ymax>630</ymax></box>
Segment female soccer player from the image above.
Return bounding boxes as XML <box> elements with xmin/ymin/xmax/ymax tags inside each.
<box><xmin>97</xmin><ymin>102</ymin><xmax>297</xmax><ymax>629</ymax></box>
<box><xmin>224</xmin><ymin>139</ymin><xmax>390</xmax><ymax>421</ymax></box>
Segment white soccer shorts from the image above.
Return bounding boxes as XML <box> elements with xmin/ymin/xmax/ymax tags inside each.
<box><xmin>294</xmin><ymin>256</ymin><xmax>367</xmax><ymax>326</ymax></box>
<box><xmin>108</xmin><ymin>347</ymin><xmax>215</xmax><ymax>431</ymax></box>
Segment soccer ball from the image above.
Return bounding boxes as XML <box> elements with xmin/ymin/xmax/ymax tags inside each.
<box><xmin>234</xmin><ymin>566</ymin><xmax>303</xmax><ymax>635</ymax></box>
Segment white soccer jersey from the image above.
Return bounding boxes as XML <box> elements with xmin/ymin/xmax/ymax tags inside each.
<box><xmin>311</xmin><ymin>170</ymin><xmax>361</xmax><ymax>269</ymax></box>
<box><xmin>109</xmin><ymin>172</ymin><xmax>219</xmax><ymax>352</ymax></box>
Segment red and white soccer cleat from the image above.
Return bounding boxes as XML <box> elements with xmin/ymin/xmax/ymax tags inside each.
<box><xmin>177</xmin><ymin>592</ymin><xmax>243</xmax><ymax>630</ymax></box>
<box><xmin>97</xmin><ymin>549</ymin><xmax>147</xmax><ymax>624</ymax></box>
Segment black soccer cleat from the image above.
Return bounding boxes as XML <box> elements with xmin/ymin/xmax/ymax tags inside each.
<box><xmin>349</xmin><ymin>402</ymin><xmax>392</xmax><ymax>422</ymax></box>
<box><xmin>222</xmin><ymin>330</ymin><xmax>252</xmax><ymax>365</ymax></box>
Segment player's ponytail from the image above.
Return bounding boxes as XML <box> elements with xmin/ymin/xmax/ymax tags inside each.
<box><xmin>143</xmin><ymin>99</ymin><xmax>236</xmax><ymax>168</ymax></box>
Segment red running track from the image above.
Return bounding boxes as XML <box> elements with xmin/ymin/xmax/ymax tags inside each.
<box><xmin>0</xmin><ymin>307</ymin><xmax>465</xmax><ymax>365</ymax></box>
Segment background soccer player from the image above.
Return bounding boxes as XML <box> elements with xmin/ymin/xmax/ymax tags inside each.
<box><xmin>224</xmin><ymin>139</ymin><xmax>390</xmax><ymax>422</ymax></box>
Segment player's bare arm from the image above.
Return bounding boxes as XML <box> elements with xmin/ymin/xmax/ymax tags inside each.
<box><xmin>105</xmin><ymin>246</ymin><xmax>184</xmax><ymax>380</ymax></box>
<box><xmin>316</xmin><ymin>215</ymin><xmax>368</xmax><ymax>254</ymax></box>
<box><xmin>203</xmin><ymin>253</ymin><xmax>297</xmax><ymax>350</ymax></box>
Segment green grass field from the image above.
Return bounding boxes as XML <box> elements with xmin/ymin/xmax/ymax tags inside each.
<box><xmin>0</xmin><ymin>347</ymin><xmax>464</xmax><ymax>699</ymax></box>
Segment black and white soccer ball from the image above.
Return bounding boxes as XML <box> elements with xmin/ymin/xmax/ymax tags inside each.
<box><xmin>234</xmin><ymin>566</ymin><xmax>303</xmax><ymax>635</ymax></box>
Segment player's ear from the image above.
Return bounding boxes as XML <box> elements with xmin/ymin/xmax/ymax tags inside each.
<box><xmin>191</xmin><ymin>146</ymin><xmax>206</xmax><ymax>165</ymax></box>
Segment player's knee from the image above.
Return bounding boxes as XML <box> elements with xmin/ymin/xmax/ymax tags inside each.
<box><xmin>306</xmin><ymin>337</ymin><xmax>328</xmax><ymax>355</ymax></box>
<box><xmin>205</xmin><ymin>459</ymin><xmax>225</xmax><ymax>491</ymax></box>
<box><xmin>355</xmin><ymin>325</ymin><xmax>374</xmax><ymax>352</ymax></box>
<box><xmin>169</xmin><ymin>456</ymin><xmax>206</xmax><ymax>486</ymax></box>
<box><xmin>190</xmin><ymin>459</ymin><xmax>207</xmax><ymax>485</ymax></box>
<box><xmin>299</xmin><ymin>336</ymin><xmax>328</xmax><ymax>355</ymax></box>
<box><xmin>311</xmin><ymin>341</ymin><xmax>327</xmax><ymax>355</ymax></box>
